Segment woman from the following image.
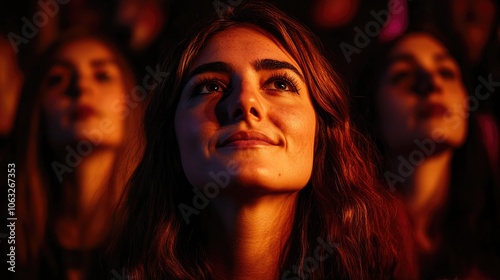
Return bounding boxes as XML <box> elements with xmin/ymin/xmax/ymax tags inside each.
<box><xmin>113</xmin><ymin>2</ymin><xmax>413</xmax><ymax>279</ymax></box>
<box><xmin>12</xmin><ymin>31</ymin><xmax>141</xmax><ymax>279</ymax></box>
<box><xmin>357</xmin><ymin>30</ymin><xmax>500</xmax><ymax>279</ymax></box>
<box><xmin>0</xmin><ymin>33</ymin><xmax>23</xmax><ymax>141</ymax></box>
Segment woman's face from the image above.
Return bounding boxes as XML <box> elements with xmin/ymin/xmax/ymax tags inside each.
<box><xmin>449</xmin><ymin>0</ymin><xmax>496</xmax><ymax>63</ymax></box>
<box><xmin>42</xmin><ymin>38</ymin><xmax>127</xmax><ymax>148</ymax></box>
<box><xmin>377</xmin><ymin>33</ymin><xmax>468</xmax><ymax>155</ymax></box>
<box><xmin>175</xmin><ymin>26</ymin><xmax>317</xmax><ymax>194</ymax></box>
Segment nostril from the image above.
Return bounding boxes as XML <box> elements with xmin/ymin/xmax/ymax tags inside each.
<box><xmin>413</xmin><ymin>71</ymin><xmax>436</xmax><ymax>96</ymax></box>
<box><xmin>66</xmin><ymin>84</ymin><xmax>80</xmax><ymax>98</ymax></box>
<box><xmin>231</xmin><ymin>107</ymin><xmax>244</xmax><ymax>120</ymax></box>
<box><xmin>414</xmin><ymin>82</ymin><xmax>433</xmax><ymax>96</ymax></box>
<box><xmin>66</xmin><ymin>75</ymin><xmax>80</xmax><ymax>98</ymax></box>
<box><xmin>250</xmin><ymin>107</ymin><xmax>259</xmax><ymax>118</ymax></box>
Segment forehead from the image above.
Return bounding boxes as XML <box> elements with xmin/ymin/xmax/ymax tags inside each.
<box><xmin>55</xmin><ymin>38</ymin><xmax>115</xmax><ymax>63</ymax></box>
<box><xmin>389</xmin><ymin>33</ymin><xmax>448</xmax><ymax>58</ymax></box>
<box><xmin>190</xmin><ymin>25</ymin><xmax>301</xmax><ymax>71</ymax></box>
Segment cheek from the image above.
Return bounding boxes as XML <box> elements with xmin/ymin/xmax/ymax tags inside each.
<box><xmin>377</xmin><ymin>89</ymin><xmax>413</xmax><ymax>128</ymax></box>
<box><xmin>42</xmin><ymin>90</ymin><xmax>70</xmax><ymax>126</ymax></box>
<box><xmin>446</xmin><ymin>86</ymin><xmax>469</xmax><ymax>130</ymax></box>
<box><xmin>174</xmin><ymin>104</ymin><xmax>222</xmax><ymax>188</ymax></box>
<box><xmin>42</xmin><ymin>95</ymin><xmax>72</xmax><ymax>145</ymax></box>
<box><xmin>101</xmin><ymin>84</ymin><xmax>127</xmax><ymax>113</ymax></box>
<box><xmin>101</xmin><ymin>86</ymin><xmax>128</xmax><ymax>134</ymax></box>
<box><xmin>444</xmin><ymin>83</ymin><xmax>468</xmax><ymax>113</ymax></box>
<box><xmin>176</xmin><ymin>114</ymin><xmax>204</xmax><ymax>146</ymax></box>
<box><xmin>271</xmin><ymin>104</ymin><xmax>316</xmax><ymax>153</ymax></box>
<box><xmin>101</xmin><ymin>84</ymin><xmax>130</xmax><ymax>124</ymax></box>
<box><xmin>455</xmin><ymin>88</ymin><xmax>469</xmax><ymax>112</ymax></box>
<box><xmin>175</xmin><ymin>103</ymin><xmax>217</xmax><ymax>158</ymax></box>
<box><xmin>376</xmin><ymin>88</ymin><xmax>420</xmax><ymax>150</ymax></box>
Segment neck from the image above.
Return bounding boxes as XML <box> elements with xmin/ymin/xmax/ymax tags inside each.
<box><xmin>55</xmin><ymin>145</ymin><xmax>118</xmax><ymax>249</ymax></box>
<box><xmin>390</xmin><ymin>149</ymin><xmax>452</xmax><ymax>251</ymax></box>
<box><xmin>205</xmin><ymin>192</ymin><xmax>298</xmax><ymax>280</ymax></box>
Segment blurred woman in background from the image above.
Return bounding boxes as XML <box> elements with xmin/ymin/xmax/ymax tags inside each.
<box><xmin>357</xmin><ymin>30</ymin><xmax>500</xmax><ymax>279</ymax></box>
<box><xmin>0</xmin><ymin>33</ymin><xmax>23</xmax><ymax>146</ymax></box>
<box><xmin>12</xmin><ymin>31</ymin><xmax>142</xmax><ymax>279</ymax></box>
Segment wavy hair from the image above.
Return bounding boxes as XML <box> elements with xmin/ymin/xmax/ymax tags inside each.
<box><xmin>355</xmin><ymin>29</ymin><xmax>500</xmax><ymax>278</ymax></box>
<box><xmin>113</xmin><ymin>2</ymin><xmax>407</xmax><ymax>279</ymax></box>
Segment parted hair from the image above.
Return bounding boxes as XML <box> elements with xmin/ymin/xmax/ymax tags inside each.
<box><xmin>13</xmin><ymin>30</ymin><xmax>139</xmax><ymax>279</ymax></box>
<box><xmin>112</xmin><ymin>1</ymin><xmax>408</xmax><ymax>279</ymax></box>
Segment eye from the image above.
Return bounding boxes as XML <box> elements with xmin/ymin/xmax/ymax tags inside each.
<box><xmin>272</xmin><ymin>80</ymin><xmax>290</xmax><ymax>90</ymax></box>
<box><xmin>265</xmin><ymin>73</ymin><xmax>300</xmax><ymax>93</ymax></box>
<box><xmin>45</xmin><ymin>66</ymin><xmax>71</xmax><ymax>88</ymax></box>
<box><xmin>45</xmin><ymin>72</ymin><xmax>71</xmax><ymax>88</ymax></box>
<box><xmin>438</xmin><ymin>68</ymin><xmax>457</xmax><ymax>80</ymax></box>
<box><xmin>389</xmin><ymin>70</ymin><xmax>414</xmax><ymax>85</ymax></box>
<box><xmin>192</xmin><ymin>78</ymin><xmax>227</xmax><ymax>96</ymax></box>
<box><xmin>201</xmin><ymin>82</ymin><xmax>223</xmax><ymax>93</ymax></box>
<box><xmin>95</xmin><ymin>71</ymin><xmax>112</xmax><ymax>82</ymax></box>
<box><xmin>46</xmin><ymin>75</ymin><xmax>64</xmax><ymax>87</ymax></box>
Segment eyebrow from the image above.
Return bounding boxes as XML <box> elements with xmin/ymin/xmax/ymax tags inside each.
<box><xmin>51</xmin><ymin>60</ymin><xmax>73</xmax><ymax>69</ymax></box>
<box><xmin>51</xmin><ymin>59</ymin><xmax>118</xmax><ymax>69</ymax></box>
<box><xmin>90</xmin><ymin>59</ymin><xmax>118</xmax><ymax>68</ymax></box>
<box><xmin>185</xmin><ymin>62</ymin><xmax>233</xmax><ymax>82</ymax></box>
<box><xmin>185</xmin><ymin>59</ymin><xmax>305</xmax><ymax>83</ymax></box>
<box><xmin>433</xmin><ymin>53</ymin><xmax>454</xmax><ymax>63</ymax></box>
<box><xmin>386</xmin><ymin>54</ymin><xmax>416</xmax><ymax>65</ymax></box>
<box><xmin>387</xmin><ymin>52</ymin><xmax>455</xmax><ymax>66</ymax></box>
<box><xmin>253</xmin><ymin>59</ymin><xmax>304</xmax><ymax>82</ymax></box>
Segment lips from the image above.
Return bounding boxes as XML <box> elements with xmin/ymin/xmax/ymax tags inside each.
<box><xmin>71</xmin><ymin>105</ymin><xmax>97</xmax><ymax>120</ymax></box>
<box><xmin>418</xmin><ymin>103</ymin><xmax>449</xmax><ymax>119</ymax></box>
<box><xmin>217</xmin><ymin>131</ymin><xmax>279</xmax><ymax>148</ymax></box>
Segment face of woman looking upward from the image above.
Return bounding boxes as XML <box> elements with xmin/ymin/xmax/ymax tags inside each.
<box><xmin>41</xmin><ymin>39</ymin><xmax>127</xmax><ymax>148</ymax></box>
<box><xmin>175</xmin><ymin>26</ymin><xmax>317</xmax><ymax>193</ymax></box>
<box><xmin>377</xmin><ymin>33</ymin><xmax>468</xmax><ymax>155</ymax></box>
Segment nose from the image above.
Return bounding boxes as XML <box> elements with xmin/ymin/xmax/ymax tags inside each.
<box><xmin>65</xmin><ymin>72</ymin><xmax>89</xmax><ymax>99</ymax></box>
<box><xmin>411</xmin><ymin>68</ymin><xmax>441</xmax><ymax>97</ymax></box>
<box><xmin>216</xmin><ymin>81</ymin><xmax>264</xmax><ymax>124</ymax></box>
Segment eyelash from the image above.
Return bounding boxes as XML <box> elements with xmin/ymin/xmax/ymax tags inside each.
<box><xmin>191</xmin><ymin>77</ymin><xmax>227</xmax><ymax>96</ymax></box>
<box><xmin>190</xmin><ymin>73</ymin><xmax>301</xmax><ymax>97</ymax></box>
<box><xmin>267</xmin><ymin>72</ymin><xmax>301</xmax><ymax>93</ymax></box>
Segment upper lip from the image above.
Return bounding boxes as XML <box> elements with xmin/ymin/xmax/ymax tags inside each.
<box><xmin>418</xmin><ymin>102</ymin><xmax>448</xmax><ymax>118</ymax></box>
<box><xmin>71</xmin><ymin>104</ymin><xmax>97</xmax><ymax>119</ymax></box>
<box><xmin>217</xmin><ymin>130</ymin><xmax>279</xmax><ymax>147</ymax></box>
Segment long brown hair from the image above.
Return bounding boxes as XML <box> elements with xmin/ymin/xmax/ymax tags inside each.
<box><xmin>12</xmin><ymin>31</ymin><xmax>140</xmax><ymax>278</ymax></box>
<box><xmin>356</xmin><ymin>29</ymin><xmax>500</xmax><ymax>278</ymax></box>
<box><xmin>113</xmin><ymin>2</ymin><xmax>406</xmax><ymax>279</ymax></box>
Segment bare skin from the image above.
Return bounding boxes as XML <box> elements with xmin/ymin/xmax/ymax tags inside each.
<box><xmin>41</xmin><ymin>39</ymin><xmax>128</xmax><ymax>280</ymax></box>
<box><xmin>175</xmin><ymin>26</ymin><xmax>316</xmax><ymax>279</ymax></box>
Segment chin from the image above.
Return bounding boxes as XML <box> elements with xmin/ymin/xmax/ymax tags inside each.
<box><xmin>185</xmin><ymin>157</ymin><xmax>310</xmax><ymax>194</ymax></box>
<box><xmin>231</xmin><ymin>166</ymin><xmax>309</xmax><ymax>191</ymax></box>
<box><xmin>223</xmin><ymin>179</ymin><xmax>303</xmax><ymax>198</ymax></box>
<box><xmin>444</xmin><ymin>136</ymin><xmax>467</xmax><ymax>150</ymax></box>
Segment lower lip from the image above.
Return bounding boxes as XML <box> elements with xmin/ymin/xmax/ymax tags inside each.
<box><xmin>75</xmin><ymin>108</ymin><xmax>96</xmax><ymax>119</ymax></box>
<box><xmin>220</xmin><ymin>140</ymin><xmax>274</xmax><ymax>148</ymax></box>
<box><xmin>419</xmin><ymin>107</ymin><xmax>448</xmax><ymax>118</ymax></box>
